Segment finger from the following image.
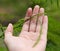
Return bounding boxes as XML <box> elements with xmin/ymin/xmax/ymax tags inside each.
<box><xmin>22</xmin><ymin>8</ymin><xmax>32</xmax><ymax>31</ymax></box>
<box><xmin>36</xmin><ymin>8</ymin><xmax>44</xmax><ymax>32</ymax></box>
<box><xmin>26</xmin><ymin>8</ymin><xmax>32</xmax><ymax>17</ymax></box>
<box><xmin>35</xmin><ymin>16</ymin><xmax>48</xmax><ymax>50</ymax></box>
<box><xmin>30</xmin><ymin>5</ymin><xmax>40</xmax><ymax>32</ymax></box>
<box><xmin>5</xmin><ymin>23</ymin><xmax>13</xmax><ymax>37</ymax></box>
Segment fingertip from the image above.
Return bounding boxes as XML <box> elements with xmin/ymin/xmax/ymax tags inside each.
<box><xmin>28</xmin><ymin>7</ymin><xmax>32</xmax><ymax>11</ymax></box>
<box><xmin>26</xmin><ymin>7</ymin><xmax>32</xmax><ymax>17</ymax></box>
<box><xmin>8</xmin><ymin>23</ymin><xmax>13</xmax><ymax>27</ymax></box>
<box><xmin>45</xmin><ymin>15</ymin><xmax>48</xmax><ymax>18</ymax></box>
<box><xmin>5</xmin><ymin>23</ymin><xmax>13</xmax><ymax>33</ymax></box>
<box><xmin>33</xmin><ymin>5</ymin><xmax>40</xmax><ymax>14</ymax></box>
<box><xmin>40</xmin><ymin>8</ymin><xmax>44</xmax><ymax>14</ymax></box>
<box><xmin>44</xmin><ymin>15</ymin><xmax>48</xmax><ymax>23</ymax></box>
<box><xmin>8</xmin><ymin>23</ymin><xmax>13</xmax><ymax>30</ymax></box>
<box><xmin>34</xmin><ymin>5</ymin><xmax>40</xmax><ymax>8</ymax></box>
<box><xmin>27</xmin><ymin>8</ymin><xmax>32</xmax><ymax>13</ymax></box>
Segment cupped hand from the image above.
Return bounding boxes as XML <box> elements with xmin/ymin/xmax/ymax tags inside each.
<box><xmin>4</xmin><ymin>5</ymin><xmax>48</xmax><ymax>51</ymax></box>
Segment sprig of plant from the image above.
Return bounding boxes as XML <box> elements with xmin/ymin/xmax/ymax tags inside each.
<box><xmin>32</xmin><ymin>13</ymin><xmax>44</xmax><ymax>47</ymax></box>
<box><xmin>24</xmin><ymin>12</ymin><xmax>46</xmax><ymax>47</ymax></box>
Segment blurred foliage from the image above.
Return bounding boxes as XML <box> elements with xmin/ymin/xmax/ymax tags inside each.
<box><xmin>0</xmin><ymin>0</ymin><xmax>60</xmax><ymax>25</ymax></box>
<box><xmin>29</xmin><ymin>0</ymin><xmax>60</xmax><ymax>8</ymax></box>
<box><xmin>0</xmin><ymin>0</ymin><xmax>60</xmax><ymax>51</ymax></box>
<box><xmin>0</xmin><ymin>0</ymin><xmax>29</xmax><ymax>26</ymax></box>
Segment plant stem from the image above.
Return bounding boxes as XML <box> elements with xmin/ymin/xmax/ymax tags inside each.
<box><xmin>32</xmin><ymin>15</ymin><xmax>44</xmax><ymax>47</ymax></box>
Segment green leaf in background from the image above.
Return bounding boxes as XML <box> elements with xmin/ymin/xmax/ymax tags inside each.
<box><xmin>0</xmin><ymin>24</ymin><xmax>4</xmax><ymax>39</ymax></box>
<box><xmin>51</xmin><ymin>0</ymin><xmax>53</xmax><ymax>5</ymax></box>
<box><xmin>57</xmin><ymin>0</ymin><xmax>59</xmax><ymax>7</ymax></box>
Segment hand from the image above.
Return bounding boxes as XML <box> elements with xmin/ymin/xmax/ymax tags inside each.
<box><xmin>4</xmin><ymin>5</ymin><xmax>48</xmax><ymax>51</ymax></box>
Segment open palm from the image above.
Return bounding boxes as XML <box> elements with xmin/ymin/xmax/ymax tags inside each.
<box><xmin>4</xmin><ymin>5</ymin><xmax>48</xmax><ymax>51</ymax></box>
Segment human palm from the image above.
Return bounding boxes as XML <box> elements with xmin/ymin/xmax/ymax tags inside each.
<box><xmin>4</xmin><ymin>5</ymin><xmax>48</xmax><ymax>51</ymax></box>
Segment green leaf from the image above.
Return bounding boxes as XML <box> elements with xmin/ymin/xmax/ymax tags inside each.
<box><xmin>57</xmin><ymin>0</ymin><xmax>59</xmax><ymax>7</ymax></box>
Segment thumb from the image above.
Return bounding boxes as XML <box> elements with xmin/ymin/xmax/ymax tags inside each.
<box><xmin>5</xmin><ymin>23</ymin><xmax>13</xmax><ymax>37</ymax></box>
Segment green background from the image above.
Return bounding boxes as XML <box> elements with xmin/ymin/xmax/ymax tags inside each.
<box><xmin>0</xmin><ymin>0</ymin><xmax>60</xmax><ymax>51</ymax></box>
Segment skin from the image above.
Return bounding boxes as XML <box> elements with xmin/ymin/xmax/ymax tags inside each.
<box><xmin>4</xmin><ymin>5</ymin><xmax>48</xmax><ymax>51</ymax></box>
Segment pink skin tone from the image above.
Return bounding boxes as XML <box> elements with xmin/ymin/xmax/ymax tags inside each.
<box><xmin>4</xmin><ymin>5</ymin><xmax>48</xmax><ymax>51</ymax></box>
